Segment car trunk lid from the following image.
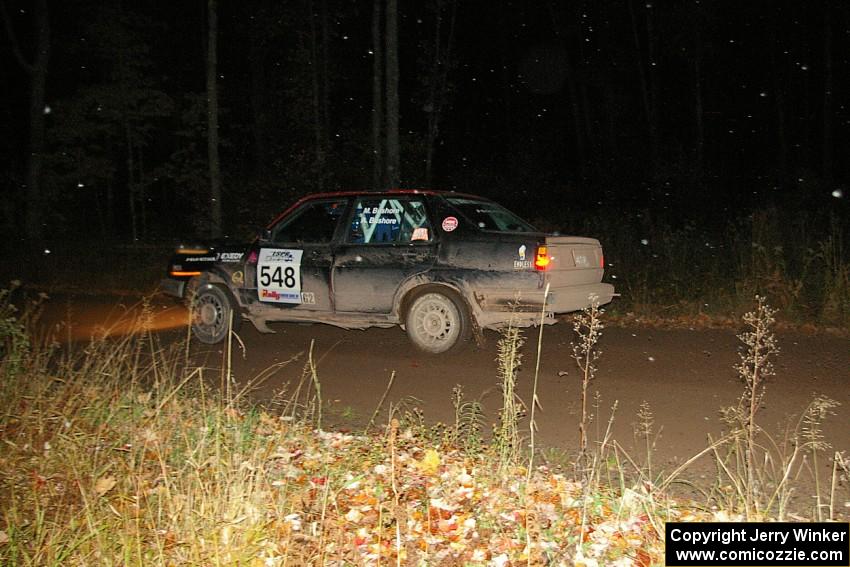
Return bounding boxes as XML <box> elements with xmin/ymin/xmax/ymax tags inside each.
<box><xmin>541</xmin><ymin>236</ymin><xmax>605</xmax><ymax>287</ymax></box>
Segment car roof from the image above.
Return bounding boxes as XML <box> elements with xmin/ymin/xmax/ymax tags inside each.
<box><xmin>265</xmin><ymin>189</ymin><xmax>490</xmax><ymax>228</ymax></box>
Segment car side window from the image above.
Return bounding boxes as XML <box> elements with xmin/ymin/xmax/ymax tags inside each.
<box><xmin>347</xmin><ymin>198</ymin><xmax>432</xmax><ymax>244</ymax></box>
<box><xmin>272</xmin><ymin>199</ymin><xmax>347</xmax><ymax>244</ymax></box>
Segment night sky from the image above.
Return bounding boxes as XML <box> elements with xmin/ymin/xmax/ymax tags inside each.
<box><xmin>1</xmin><ymin>0</ymin><xmax>848</xmax><ymax>241</ymax></box>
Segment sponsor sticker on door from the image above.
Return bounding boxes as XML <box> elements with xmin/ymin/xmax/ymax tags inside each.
<box><xmin>257</xmin><ymin>248</ymin><xmax>303</xmax><ymax>303</ymax></box>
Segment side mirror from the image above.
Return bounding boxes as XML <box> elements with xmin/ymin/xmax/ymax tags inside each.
<box><xmin>259</xmin><ymin>228</ymin><xmax>272</xmax><ymax>242</ymax></box>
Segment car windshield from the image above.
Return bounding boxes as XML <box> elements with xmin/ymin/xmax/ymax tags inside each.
<box><xmin>446</xmin><ymin>198</ymin><xmax>537</xmax><ymax>233</ymax></box>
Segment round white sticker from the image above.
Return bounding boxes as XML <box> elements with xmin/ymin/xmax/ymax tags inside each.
<box><xmin>441</xmin><ymin>216</ymin><xmax>459</xmax><ymax>232</ymax></box>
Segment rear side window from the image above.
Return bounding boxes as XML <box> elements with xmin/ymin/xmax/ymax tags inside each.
<box><xmin>347</xmin><ymin>198</ymin><xmax>433</xmax><ymax>244</ymax></box>
<box><xmin>446</xmin><ymin>198</ymin><xmax>537</xmax><ymax>233</ymax></box>
<box><xmin>272</xmin><ymin>199</ymin><xmax>348</xmax><ymax>244</ymax></box>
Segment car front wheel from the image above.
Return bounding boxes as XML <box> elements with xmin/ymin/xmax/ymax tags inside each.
<box><xmin>404</xmin><ymin>289</ymin><xmax>469</xmax><ymax>354</ymax></box>
<box><xmin>191</xmin><ymin>284</ymin><xmax>241</xmax><ymax>344</ymax></box>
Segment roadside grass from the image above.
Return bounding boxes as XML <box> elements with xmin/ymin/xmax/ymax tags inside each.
<box><xmin>1</xmin><ymin>289</ymin><xmax>848</xmax><ymax>565</ymax></box>
<box><xmin>578</xmin><ymin>207</ymin><xmax>850</xmax><ymax>329</ymax></box>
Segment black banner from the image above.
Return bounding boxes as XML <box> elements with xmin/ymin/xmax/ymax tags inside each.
<box><xmin>665</xmin><ymin>522</ymin><xmax>849</xmax><ymax>566</ymax></box>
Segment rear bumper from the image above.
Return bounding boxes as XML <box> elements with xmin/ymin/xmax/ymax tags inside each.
<box><xmin>547</xmin><ymin>282</ymin><xmax>615</xmax><ymax>313</ymax></box>
<box><xmin>471</xmin><ymin>282</ymin><xmax>615</xmax><ymax>329</ymax></box>
<box><xmin>159</xmin><ymin>277</ymin><xmax>186</xmax><ymax>299</ymax></box>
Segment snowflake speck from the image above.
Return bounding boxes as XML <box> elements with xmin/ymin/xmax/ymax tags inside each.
<box><xmin>832</xmin><ymin>189</ymin><xmax>844</xmax><ymax>198</ymax></box>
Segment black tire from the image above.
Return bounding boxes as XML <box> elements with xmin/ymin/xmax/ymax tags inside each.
<box><xmin>191</xmin><ymin>284</ymin><xmax>241</xmax><ymax>344</ymax></box>
<box><xmin>404</xmin><ymin>287</ymin><xmax>470</xmax><ymax>354</ymax></box>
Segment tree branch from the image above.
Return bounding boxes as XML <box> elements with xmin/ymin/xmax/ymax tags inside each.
<box><xmin>0</xmin><ymin>0</ymin><xmax>35</xmax><ymax>74</ymax></box>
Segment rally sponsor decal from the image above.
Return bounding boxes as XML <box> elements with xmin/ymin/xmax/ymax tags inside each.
<box><xmin>514</xmin><ymin>244</ymin><xmax>532</xmax><ymax>270</ymax></box>
<box><xmin>441</xmin><ymin>216</ymin><xmax>459</xmax><ymax>232</ymax></box>
<box><xmin>231</xmin><ymin>270</ymin><xmax>244</xmax><ymax>285</ymax></box>
<box><xmin>218</xmin><ymin>252</ymin><xmax>244</xmax><ymax>262</ymax></box>
<box><xmin>257</xmin><ymin>248</ymin><xmax>303</xmax><ymax>304</ymax></box>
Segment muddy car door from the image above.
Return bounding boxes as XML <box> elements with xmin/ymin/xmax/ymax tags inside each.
<box><xmin>248</xmin><ymin>198</ymin><xmax>349</xmax><ymax>312</ymax></box>
<box><xmin>332</xmin><ymin>196</ymin><xmax>436</xmax><ymax>313</ymax></box>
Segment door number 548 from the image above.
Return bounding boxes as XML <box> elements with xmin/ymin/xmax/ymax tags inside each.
<box><xmin>260</xmin><ymin>265</ymin><xmax>296</xmax><ymax>288</ymax></box>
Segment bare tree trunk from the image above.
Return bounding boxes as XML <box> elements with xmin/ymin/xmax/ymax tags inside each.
<box><xmin>321</xmin><ymin>0</ymin><xmax>331</xmax><ymax>173</ymax></box>
<box><xmin>1</xmin><ymin>0</ymin><xmax>49</xmax><ymax>241</ymax></box>
<box><xmin>627</xmin><ymin>0</ymin><xmax>657</xmax><ymax>177</ymax></box>
<box><xmin>693</xmin><ymin>28</ymin><xmax>704</xmax><ymax>182</ymax></box>
<box><xmin>139</xmin><ymin>145</ymin><xmax>146</xmax><ymax>238</ymax></box>
<box><xmin>385</xmin><ymin>0</ymin><xmax>400</xmax><ymax>188</ymax></box>
<box><xmin>600</xmin><ymin>17</ymin><xmax>618</xmax><ymax>168</ymax></box>
<box><xmin>371</xmin><ymin>0</ymin><xmax>384</xmax><ymax>190</ymax></box>
<box><xmin>424</xmin><ymin>0</ymin><xmax>457</xmax><ymax>187</ymax></box>
<box><xmin>546</xmin><ymin>1</ymin><xmax>586</xmax><ymax>180</ymax></box>
<box><xmin>646</xmin><ymin>4</ymin><xmax>659</xmax><ymax>176</ymax></box>
<box><xmin>822</xmin><ymin>1</ymin><xmax>833</xmax><ymax>187</ymax></box>
<box><xmin>125</xmin><ymin>120</ymin><xmax>137</xmax><ymax>241</ymax></box>
<box><xmin>308</xmin><ymin>0</ymin><xmax>325</xmax><ymax>191</ymax></box>
<box><xmin>106</xmin><ymin>136</ymin><xmax>115</xmax><ymax>236</ymax></box>
<box><xmin>424</xmin><ymin>1</ymin><xmax>443</xmax><ymax>187</ymax></box>
<box><xmin>249</xmin><ymin>19</ymin><xmax>269</xmax><ymax>178</ymax></box>
<box><xmin>580</xmin><ymin>80</ymin><xmax>597</xmax><ymax>178</ymax></box>
<box><xmin>798</xmin><ymin>20</ymin><xmax>812</xmax><ymax>172</ymax></box>
<box><xmin>498</xmin><ymin>4</ymin><xmax>513</xmax><ymax>150</ymax></box>
<box><xmin>207</xmin><ymin>0</ymin><xmax>222</xmax><ymax>237</ymax></box>
<box><xmin>769</xmin><ymin>12</ymin><xmax>789</xmax><ymax>188</ymax></box>
<box><xmin>603</xmin><ymin>83</ymin><xmax>617</xmax><ymax>162</ymax></box>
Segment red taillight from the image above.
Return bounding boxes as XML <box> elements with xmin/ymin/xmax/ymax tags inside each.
<box><xmin>534</xmin><ymin>246</ymin><xmax>550</xmax><ymax>271</ymax></box>
<box><xmin>600</xmin><ymin>252</ymin><xmax>605</xmax><ymax>268</ymax></box>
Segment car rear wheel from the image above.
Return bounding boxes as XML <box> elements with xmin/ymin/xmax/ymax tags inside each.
<box><xmin>404</xmin><ymin>289</ymin><xmax>469</xmax><ymax>354</ymax></box>
<box><xmin>191</xmin><ymin>284</ymin><xmax>241</xmax><ymax>344</ymax></box>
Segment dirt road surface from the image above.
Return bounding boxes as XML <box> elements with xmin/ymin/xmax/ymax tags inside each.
<box><xmin>42</xmin><ymin>294</ymin><xmax>849</xmax><ymax>507</ymax></box>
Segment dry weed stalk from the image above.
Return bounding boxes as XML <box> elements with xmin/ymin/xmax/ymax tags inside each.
<box><xmin>495</xmin><ymin>322</ymin><xmax>524</xmax><ymax>473</ymax></box>
<box><xmin>572</xmin><ymin>298</ymin><xmax>603</xmax><ymax>467</ymax></box>
<box><xmin>732</xmin><ymin>295</ymin><xmax>779</xmax><ymax>516</ymax></box>
<box><xmin>635</xmin><ymin>401</ymin><xmax>657</xmax><ymax>482</ymax></box>
<box><xmin>801</xmin><ymin>395</ymin><xmax>840</xmax><ymax>521</ymax></box>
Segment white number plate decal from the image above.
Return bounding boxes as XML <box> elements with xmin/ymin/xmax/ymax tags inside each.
<box><xmin>257</xmin><ymin>248</ymin><xmax>303</xmax><ymax>303</ymax></box>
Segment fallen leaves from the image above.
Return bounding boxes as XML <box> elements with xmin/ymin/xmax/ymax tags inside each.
<box><xmin>256</xmin><ymin>428</ymin><xmax>675</xmax><ymax>565</ymax></box>
<box><xmin>94</xmin><ymin>475</ymin><xmax>117</xmax><ymax>496</ymax></box>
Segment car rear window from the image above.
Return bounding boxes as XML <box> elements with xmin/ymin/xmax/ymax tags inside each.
<box><xmin>445</xmin><ymin>198</ymin><xmax>537</xmax><ymax>233</ymax></box>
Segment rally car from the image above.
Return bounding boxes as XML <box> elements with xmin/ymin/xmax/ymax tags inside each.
<box><xmin>161</xmin><ymin>190</ymin><xmax>615</xmax><ymax>353</ymax></box>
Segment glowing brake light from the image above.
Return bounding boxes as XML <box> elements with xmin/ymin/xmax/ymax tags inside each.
<box><xmin>600</xmin><ymin>252</ymin><xmax>605</xmax><ymax>268</ymax></box>
<box><xmin>170</xmin><ymin>270</ymin><xmax>202</xmax><ymax>277</ymax></box>
<box><xmin>534</xmin><ymin>246</ymin><xmax>550</xmax><ymax>271</ymax></box>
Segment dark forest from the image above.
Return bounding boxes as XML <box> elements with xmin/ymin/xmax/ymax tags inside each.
<box><xmin>2</xmin><ymin>0</ymin><xmax>849</xmax><ymax>320</ymax></box>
